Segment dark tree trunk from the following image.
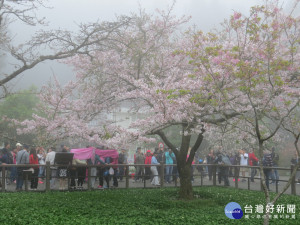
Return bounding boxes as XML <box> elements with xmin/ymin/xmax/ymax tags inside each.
<box><xmin>155</xmin><ymin>125</ymin><xmax>204</xmax><ymax>200</ymax></box>
<box><xmin>178</xmin><ymin>163</ymin><xmax>193</xmax><ymax>200</ymax></box>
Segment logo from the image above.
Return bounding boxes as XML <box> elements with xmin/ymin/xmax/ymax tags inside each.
<box><xmin>225</xmin><ymin>202</ymin><xmax>243</xmax><ymax>219</ymax></box>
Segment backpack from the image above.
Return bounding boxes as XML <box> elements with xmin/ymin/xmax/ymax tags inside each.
<box><xmin>263</xmin><ymin>154</ymin><xmax>272</xmax><ymax>167</ymax></box>
<box><xmin>221</xmin><ymin>155</ymin><xmax>232</xmax><ymax>166</ymax></box>
<box><xmin>0</xmin><ymin>149</ymin><xmax>13</xmax><ymax>164</ymax></box>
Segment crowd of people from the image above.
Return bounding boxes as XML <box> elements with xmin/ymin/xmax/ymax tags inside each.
<box><xmin>130</xmin><ymin>146</ymin><xmax>178</xmax><ymax>186</ymax></box>
<box><xmin>0</xmin><ymin>142</ymin><xmax>299</xmax><ymax>192</ymax></box>
<box><xmin>203</xmin><ymin>147</ymin><xmax>283</xmax><ymax>191</ymax></box>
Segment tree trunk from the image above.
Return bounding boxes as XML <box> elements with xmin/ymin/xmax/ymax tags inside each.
<box><xmin>178</xmin><ymin>164</ymin><xmax>193</xmax><ymax>200</ymax></box>
<box><xmin>263</xmin><ymin>212</ymin><xmax>270</xmax><ymax>225</ymax></box>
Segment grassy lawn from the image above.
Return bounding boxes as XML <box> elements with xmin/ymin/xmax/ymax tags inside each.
<box><xmin>0</xmin><ymin>187</ymin><xmax>299</xmax><ymax>224</ymax></box>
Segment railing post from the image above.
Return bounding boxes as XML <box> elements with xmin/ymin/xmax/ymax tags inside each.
<box><xmin>46</xmin><ymin>161</ymin><xmax>50</xmax><ymax>192</ymax></box>
<box><xmin>260</xmin><ymin>168</ymin><xmax>263</xmax><ymax>191</ymax></box>
<box><xmin>125</xmin><ymin>165</ymin><xmax>129</xmax><ymax>189</ymax></box>
<box><xmin>201</xmin><ymin>166</ymin><xmax>203</xmax><ymax>186</ymax></box>
<box><xmin>87</xmin><ymin>165</ymin><xmax>91</xmax><ymax>191</ymax></box>
<box><xmin>160</xmin><ymin>163</ymin><xmax>164</xmax><ymax>188</ymax></box>
<box><xmin>248</xmin><ymin>177</ymin><xmax>250</xmax><ymax>190</ymax></box>
<box><xmin>24</xmin><ymin>173</ymin><xmax>29</xmax><ymax>192</ymax></box>
<box><xmin>234</xmin><ymin>166</ymin><xmax>239</xmax><ymax>189</ymax></box>
<box><xmin>143</xmin><ymin>164</ymin><xmax>146</xmax><ymax>188</ymax></box>
<box><xmin>2</xmin><ymin>166</ymin><xmax>5</xmax><ymax>192</ymax></box>
<box><xmin>291</xmin><ymin>165</ymin><xmax>296</xmax><ymax>195</ymax></box>
<box><xmin>212</xmin><ymin>165</ymin><xmax>216</xmax><ymax>186</ymax></box>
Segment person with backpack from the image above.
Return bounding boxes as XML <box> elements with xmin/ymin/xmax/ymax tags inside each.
<box><xmin>16</xmin><ymin>144</ymin><xmax>30</xmax><ymax>191</ymax></box>
<box><xmin>87</xmin><ymin>150</ymin><xmax>106</xmax><ymax>189</ymax></box>
<box><xmin>1</xmin><ymin>142</ymin><xmax>12</xmax><ymax>164</ymax></box>
<box><xmin>214</xmin><ymin>151</ymin><xmax>231</xmax><ymax>186</ymax></box>
<box><xmin>270</xmin><ymin>147</ymin><xmax>280</xmax><ymax>185</ymax></box>
<box><xmin>263</xmin><ymin>150</ymin><xmax>273</xmax><ymax>191</ymax></box>
<box><xmin>98</xmin><ymin>156</ymin><xmax>112</xmax><ymax>189</ymax></box>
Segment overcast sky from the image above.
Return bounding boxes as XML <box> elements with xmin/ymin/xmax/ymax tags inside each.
<box><xmin>3</xmin><ymin>0</ymin><xmax>295</xmax><ymax>91</ymax></box>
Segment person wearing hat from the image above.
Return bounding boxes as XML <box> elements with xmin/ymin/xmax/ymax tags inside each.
<box><xmin>151</xmin><ymin>151</ymin><xmax>160</xmax><ymax>186</ymax></box>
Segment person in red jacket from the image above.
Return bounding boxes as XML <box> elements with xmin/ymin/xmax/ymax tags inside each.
<box><xmin>29</xmin><ymin>147</ymin><xmax>39</xmax><ymax>190</ymax></box>
<box><xmin>248</xmin><ymin>149</ymin><xmax>259</xmax><ymax>182</ymax></box>
<box><xmin>144</xmin><ymin>150</ymin><xmax>152</xmax><ymax>181</ymax></box>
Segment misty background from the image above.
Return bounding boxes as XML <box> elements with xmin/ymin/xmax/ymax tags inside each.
<box><xmin>0</xmin><ymin>0</ymin><xmax>296</xmax><ymax>92</ymax></box>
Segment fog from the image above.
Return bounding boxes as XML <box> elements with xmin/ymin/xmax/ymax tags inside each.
<box><xmin>1</xmin><ymin>0</ymin><xmax>295</xmax><ymax>92</ymax></box>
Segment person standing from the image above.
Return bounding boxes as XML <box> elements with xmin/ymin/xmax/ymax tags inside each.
<box><xmin>151</xmin><ymin>152</ymin><xmax>160</xmax><ymax>186</ymax></box>
<box><xmin>248</xmin><ymin>149</ymin><xmax>259</xmax><ymax>182</ymax></box>
<box><xmin>98</xmin><ymin>156</ymin><xmax>109</xmax><ymax>189</ymax></box>
<box><xmin>214</xmin><ymin>151</ymin><xmax>231</xmax><ymax>186</ymax></box>
<box><xmin>9</xmin><ymin>144</ymin><xmax>19</xmax><ymax>184</ymax></box>
<box><xmin>263</xmin><ymin>150</ymin><xmax>273</xmax><ymax>191</ymax></box>
<box><xmin>37</xmin><ymin>148</ymin><xmax>46</xmax><ymax>184</ymax></box>
<box><xmin>270</xmin><ymin>147</ymin><xmax>280</xmax><ymax>185</ymax></box>
<box><xmin>118</xmin><ymin>149</ymin><xmax>127</xmax><ymax>182</ymax></box>
<box><xmin>144</xmin><ymin>150</ymin><xmax>152</xmax><ymax>181</ymax></box>
<box><xmin>134</xmin><ymin>147</ymin><xmax>145</xmax><ymax>182</ymax></box>
<box><xmin>58</xmin><ymin>147</ymin><xmax>69</xmax><ymax>190</ymax></box>
<box><xmin>29</xmin><ymin>147</ymin><xmax>39</xmax><ymax>190</ymax></box>
<box><xmin>239</xmin><ymin>149</ymin><xmax>248</xmax><ymax>182</ymax></box>
<box><xmin>16</xmin><ymin>144</ymin><xmax>29</xmax><ymax>191</ymax></box>
<box><xmin>73</xmin><ymin>158</ymin><xmax>87</xmax><ymax>189</ymax></box>
<box><xmin>164</xmin><ymin>148</ymin><xmax>175</xmax><ymax>183</ymax></box>
<box><xmin>206</xmin><ymin>149</ymin><xmax>215</xmax><ymax>181</ymax></box>
<box><xmin>0</xmin><ymin>142</ymin><xmax>13</xmax><ymax>187</ymax></box>
<box><xmin>45</xmin><ymin>147</ymin><xmax>57</xmax><ymax>189</ymax></box>
<box><xmin>87</xmin><ymin>150</ymin><xmax>106</xmax><ymax>188</ymax></box>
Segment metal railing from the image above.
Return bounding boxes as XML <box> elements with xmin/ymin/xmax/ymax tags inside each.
<box><xmin>0</xmin><ymin>162</ymin><xmax>299</xmax><ymax>195</ymax></box>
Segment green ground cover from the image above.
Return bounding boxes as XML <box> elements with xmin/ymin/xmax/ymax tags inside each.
<box><xmin>0</xmin><ymin>187</ymin><xmax>299</xmax><ymax>224</ymax></box>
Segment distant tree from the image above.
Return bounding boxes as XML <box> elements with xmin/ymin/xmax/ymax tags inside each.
<box><xmin>0</xmin><ymin>0</ymin><xmax>131</xmax><ymax>98</ymax></box>
<box><xmin>0</xmin><ymin>85</ymin><xmax>40</xmax><ymax>145</ymax></box>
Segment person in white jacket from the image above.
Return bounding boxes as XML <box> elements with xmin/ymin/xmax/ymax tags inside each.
<box><xmin>151</xmin><ymin>152</ymin><xmax>160</xmax><ymax>186</ymax></box>
<box><xmin>45</xmin><ymin>147</ymin><xmax>56</xmax><ymax>189</ymax></box>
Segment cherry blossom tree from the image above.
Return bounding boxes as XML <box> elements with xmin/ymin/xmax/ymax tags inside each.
<box><xmin>15</xmin><ymin>6</ymin><xmax>235</xmax><ymax>199</ymax></box>
<box><xmin>15</xmin><ymin>1</ymin><xmax>299</xmax><ymax>205</ymax></box>
<box><xmin>188</xmin><ymin>0</ymin><xmax>299</xmax><ymax>223</ymax></box>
